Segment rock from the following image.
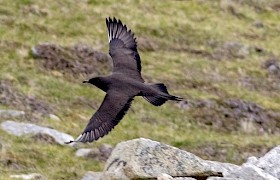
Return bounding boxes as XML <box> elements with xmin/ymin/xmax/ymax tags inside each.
<box><xmin>48</xmin><ymin>114</ymin><xmax>61</xmax><ymax>121</ymax></box>
<box><xmin>253</xmin><ymin>21</ymin><xmax>264</xmax><ymax>28</ymax></box>
<box><xmin>0</xmin><ymin>109</ymin><xmax>25</xmax><ymax>119</ymax></box>
<box><xmin>82</xmin><ymin>171</ymin><xmax>102</xmax><ymax>180</ymax></box>
<box><xmin>1</xmin><ymin>120</ymin><xmax>73</xmax><ymax>145</ymax></box>
<box><xmin>253</xmin><ymin>146</ymin><xmax>280</xmax><ymax>179</ymax></box>
<box><xmin>227</xmin><ymin>163</ymin><xmax>278</xmax><ymax>180</ymax></box>
<box><xmin>101</xmin><ymin>138</ymin><xmax>239</xmax><ymax>180</ymax></box>
<box><xmin>157</xmin><ymin>173</ymin><xmax>173</xmax><ymax>180</ymax></box>
<box><xmin>76</xmin><ymin>148</ymin><xmax>93</xmax><ymax>157</ymax></box>
<box><xmin>262</xmin><ymin>58</ymin><xmax>280</xmax><ymax>76</ymax></box>
<box><xmin>245</xmin><ymin>156</ymin><xmax>259</xmax><ymax>165</ymax></box>
<box><xmin>99</xmin><ymin>144</ymin><xmax>114</xmax><ymax>160</ymax></box>
<box><xmin>10</xmin><ymin>173</ymin><xmax>44</xmax><ymax>179</ymax></box>
<box><xmin>157</xmin><ymin>173</ymin><xmax>196</xmax><ymax>180</ymax></box>
<box><xmin>207</xmin><ymin>177</ymin><xmax>242</xmax><ymax>180</ymax></box>
<box><xmin>76</xmin><ymin>144</ymin><xmax>113</xmax><ymax>161</ymax></box>
<box><xmin>204</xmin><ymin>161</ymin><xmax>240</xmax><ymax>177</ymax></box>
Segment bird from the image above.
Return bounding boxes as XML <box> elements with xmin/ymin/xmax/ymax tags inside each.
<box><xmin>66</xmin><ymin>17</ymin><xmax>183</xmax><ymax>143</ymax></box>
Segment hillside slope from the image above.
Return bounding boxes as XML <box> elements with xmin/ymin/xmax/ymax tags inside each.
<box><xmin>0</xmin><ymin>0</ymin><xmax>280</xmax><ymax>179</ymax></box>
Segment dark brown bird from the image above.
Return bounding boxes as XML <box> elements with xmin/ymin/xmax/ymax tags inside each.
<box><xmin>66</xmin><ymin>17</ymin><xmax>183</xmax><ymax>143</ymax></box>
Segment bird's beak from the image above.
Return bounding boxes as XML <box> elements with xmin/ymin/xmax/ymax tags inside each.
<box><xmin>83</xmin><ymin>80</ymin><xmax>88</xmax><ymax>83</ymax></box>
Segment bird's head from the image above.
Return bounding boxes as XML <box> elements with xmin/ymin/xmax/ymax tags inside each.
<box><xmin>83</xmin><ymin>77</ymin><xmax>108</xmax><ymax>92</ymax></box>
<box><xmin>83</xmin><ymin>77</ymin><xmax>98</xmax><ymax>85</ymax></box>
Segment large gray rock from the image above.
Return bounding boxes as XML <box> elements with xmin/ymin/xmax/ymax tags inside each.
<box><xmin>1</xmin><ymin>120</ymin><xmax>73</xmax><ymax>145</ymax></box>
<box><xmin>244</xmin><ymin>146</ymin><xmax>280</xmax><ymax>179</ymax></box>
<box><xmin>0</xmin><ymin>109</ymin><xmax>25</xmax><ymax>119</ymax></box>
<box><xmin>101</xmin><ymin>138</ymin><xmax>239</xmax><ymax>180</ymax></box>
<box><xmin>254</xmin><ymin>146</ymin><xmax>280</xmax><ymax>179</ymax></box>
<box><xmin>227</xmin><ymin>163</ymin><xmax>278</xmax><ymax>180</ymax></box>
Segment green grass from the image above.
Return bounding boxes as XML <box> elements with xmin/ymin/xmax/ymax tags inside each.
<box><xmin>0</xmin><ymin>0</ymin><xmax>280</xmax><ymax>179</ymax></box>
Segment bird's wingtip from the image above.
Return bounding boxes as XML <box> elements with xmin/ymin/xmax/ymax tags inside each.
<box><xmin>65</xmin><ymin>134</ymin><xmax>84</xmax><ymax>144</ymax></box>
<box><xmin>64</xmin><ymin>140</ymin><xmax>75</xmax><ymax>144</ymax></box>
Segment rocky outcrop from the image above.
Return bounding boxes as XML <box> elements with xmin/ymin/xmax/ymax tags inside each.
<box><xmin>242</xmin><ymin>146</ymin><xmax>280</xmax><ymax>179</ymax></box>
<box><xmin>101</xmin><ymin>138</ymin><xmax>238</xmax><ymax>180</ymax></box>
<box><xmin>95</xmin><ymin>138</ymin><xmax>280</xmax><ymax>180</ymax></box>
<box><xmin>0</xmin><ymin>120</ymin><xmax>73</xmax><ymax>145</ymax></box>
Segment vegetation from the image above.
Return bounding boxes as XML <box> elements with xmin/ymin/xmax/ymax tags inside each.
<box><xmin>0</xmin><ymin>0</ymin><xmax>280</xmax><ymax>179</ymax></box>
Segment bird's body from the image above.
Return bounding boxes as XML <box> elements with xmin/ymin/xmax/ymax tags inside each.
<box><xmin>66</xmin><ymin>17</ymin><xmax>183</xmax><ymax>143</ymax></box>
<box><xmin>88</xmin><ymin>74</ymin><xmax>173</xmax><ymax>98</ymax></box>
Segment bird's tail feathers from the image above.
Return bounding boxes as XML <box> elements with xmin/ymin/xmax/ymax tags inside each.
<box><xmin>143</xmin><ymin>83</ymin><xmax>183</xmax><ymax>106</ymax></box>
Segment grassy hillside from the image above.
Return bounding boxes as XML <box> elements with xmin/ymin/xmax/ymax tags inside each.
<box><xmin>1</xmin><ymin>0</ymin><xmax>280</xmax><ymax>179</ymax></box>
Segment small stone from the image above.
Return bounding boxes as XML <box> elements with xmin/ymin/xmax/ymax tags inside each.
<box><xmin>0</xmin><ymin>109</ymin><xmax>25</xmax><ymax>119</ymax></box>
<box><xmin>76</xmin><ymin>148</ymin><xmax>93</xmax><ymax>157</ymax></box>
<box><xmin>10</xmin><ymin>173</ymin><xmax>43</xmax><ymax>179</ymax></box>
<box><xmin>99</xmin><ymin>144</ymin><xmax>113</xmax><ymax>159</ymax></box>
<box><xmin>253</xmin><ymin>21</ymin><xmax>264</xmax><ymax>28</ymax></box>
<box><xmin>48</xmin><ymin>114</ymin><xmax>61</xmax><ymax>121</ymax></box>
<box><xmin>176</xmin><ymin>101</ymin><xmax>192</xmax><ymax>110</ymax></box>
<box><xmin>82</xmin><ymin>171</ymin><xmax>102</xmax><ymax>180</ymax></box>
<box><xmin>76</xmin><ymin>144</ymin><xmax>113</xmax><ymax>161</ymax></box>
<box><xmin>262</xmin><ymin>58</ymin><xmax>280</xmax><ymax>75</ymax></box>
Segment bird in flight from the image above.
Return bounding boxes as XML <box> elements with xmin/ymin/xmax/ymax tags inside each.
<box><xmin>66</xmin><ymin>17</ymin><xmax>183</xmax><ymax>143</ymax></box>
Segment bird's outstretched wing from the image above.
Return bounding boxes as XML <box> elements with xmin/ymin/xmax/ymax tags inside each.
<box><xmin>106</xmin><ymin>17</ymin><xmax>144</xmax><ymax>82</ymax></box>
<box><xmin>68</xmin><ymin>91</ymin><xmax>133</xmax><ymax>143</ymax></box>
